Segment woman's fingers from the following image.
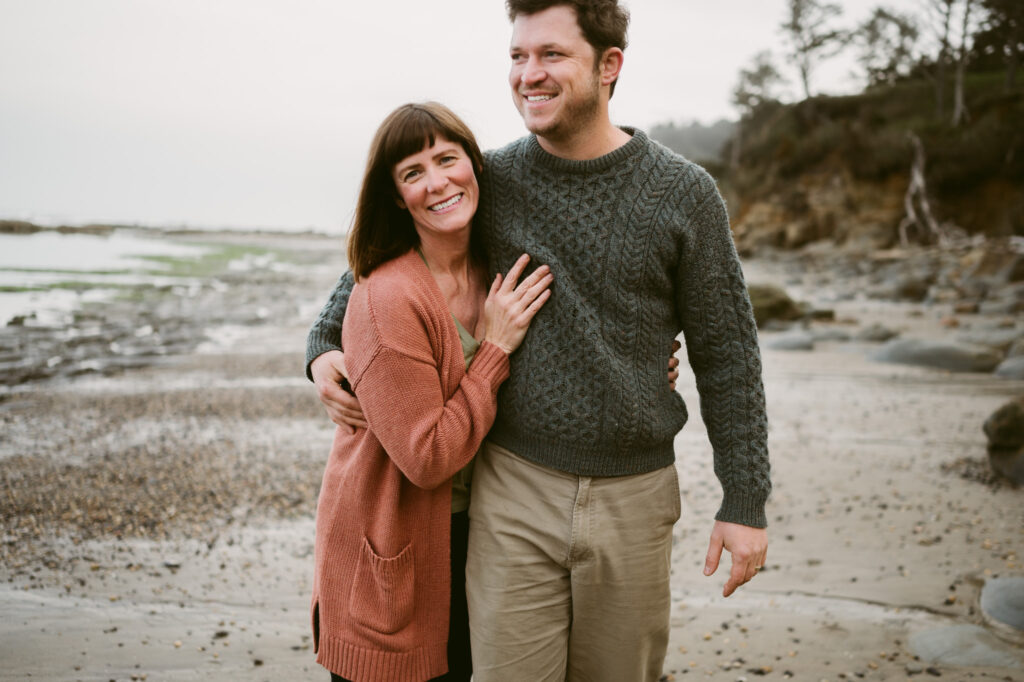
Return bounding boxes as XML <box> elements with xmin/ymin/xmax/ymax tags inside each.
<box><xmin>518</xmin><ymin>272</ymin><xmax>554</xmax><ymax>309</ymax></box>
<box><xmin>522</xmin><ymin>288</ymin><xmax>551</xmax><ymax>318</ymax></box>
<box><xmin>489</xmin><ymin>272</ymin><xmax>503</xmax><ymax>297</ymax></box>
<box><xmin>515</xmin><ymin>264</ymin><xmax>551</xmax><ymax>292</ymax></box>
<box><xmin>500</xmin><ymin>254</ymin><xmax>531</xmax><ymax>291</ymax></box>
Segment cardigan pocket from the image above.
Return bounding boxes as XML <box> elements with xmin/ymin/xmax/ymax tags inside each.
<box><xmin>350</xmin><ymin>537</ymin><xmax>415</xmax><ymax>634</ymax></box>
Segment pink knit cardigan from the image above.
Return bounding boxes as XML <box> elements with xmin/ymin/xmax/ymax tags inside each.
<box><xmin>311</xmin><ymin>250</ymin><xmax>510</xmax><ymax>681</ymax></box>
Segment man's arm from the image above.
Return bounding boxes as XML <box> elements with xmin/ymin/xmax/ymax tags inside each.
<box><xmin>305</xmin><ymin>271</ymin><xmax>354</xmax><ymax>379</ymax></box>
<box><xmin>306</xmin><ymin>271</ymin><xmax>366</xmax><ymax>432</ymax></box>
<box><xmin>673</xmin><ymin>170</ymin><xmax>771</xmax><ymax>596</ymax></box>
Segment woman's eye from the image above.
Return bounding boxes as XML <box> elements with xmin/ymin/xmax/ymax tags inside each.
<box><xmin>403</xmin><ymin>170</ymin><xmax>420</xmax><ymax>181</ymax></box>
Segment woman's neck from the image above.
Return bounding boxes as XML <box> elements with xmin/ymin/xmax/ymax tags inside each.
<box><xmin>417</xmin><ymin>233</ymin><xmax>474</xmax><ymax>284</ymax></box>
<box><xmin>417</xmin><ymin>230</ymin><xmax>485</xmax><ymax>336</ymax></box>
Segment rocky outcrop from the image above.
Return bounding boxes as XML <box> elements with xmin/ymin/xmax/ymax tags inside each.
<box><xmin>732</xmin><ymin>170</ymin><xmax>906</xmax><ymax>253</ymax></box>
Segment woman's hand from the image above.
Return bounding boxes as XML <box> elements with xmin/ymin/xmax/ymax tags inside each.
<box><xmin>483</xmin><ymin>254</ymin><xmax>553</xmax><ymax>354</ymax></box>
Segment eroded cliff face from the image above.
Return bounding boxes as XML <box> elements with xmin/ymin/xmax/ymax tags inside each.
<box><xmin>729</xmin><ymin>169</ymin><xmax>1024</xmax><ymax>255</ymax></box>
<box><xmin>730</xmin><ymin>170</ymin><xmax>904</xmax><ymax>253</ymax></box>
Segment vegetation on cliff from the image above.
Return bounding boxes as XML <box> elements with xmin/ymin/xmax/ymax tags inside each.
<box><xmin>651</xmin><ymin>0</ymin><xmax>1024</xmax><ymax>252</ymax></box>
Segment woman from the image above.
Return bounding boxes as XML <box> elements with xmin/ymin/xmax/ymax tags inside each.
<box><xmin>310</xmin><ymin>102</ymin><xmax>552</xmax><ymax>682</ymax></box>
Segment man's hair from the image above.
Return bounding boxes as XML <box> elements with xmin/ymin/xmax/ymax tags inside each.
<box><xmin>506</xmin><ymin>0</ymin><xmax>630</xmax><ymax>97</ymax></box>
<box><xmin>347</xmin><ymin>102</ymin><xmax>486</xmax><ymax>281</ymax></box>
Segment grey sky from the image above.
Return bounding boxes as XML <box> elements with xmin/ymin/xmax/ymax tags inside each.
<box><xmin>0</xmin><ymin>0</ymin><xmax>920</xmax><ymax>233</ymax></box>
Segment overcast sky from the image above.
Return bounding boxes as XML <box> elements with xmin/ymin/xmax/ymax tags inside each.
<box><xmin>0</xmin><ymin>0</ymin><xmax>923</xmax><ymax>233</ymax></box>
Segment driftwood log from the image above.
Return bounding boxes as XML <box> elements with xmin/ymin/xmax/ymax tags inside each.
<box><xmin>897</xmin><ymin>132</ymin><xmax>964</xmax><ymax>247</ymax></box>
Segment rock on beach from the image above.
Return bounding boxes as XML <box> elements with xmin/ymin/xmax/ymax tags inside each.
<box><xmin>871</xmin><ymin>338</ymin><xmax>1004</xmax><ymax>373</ymax></box>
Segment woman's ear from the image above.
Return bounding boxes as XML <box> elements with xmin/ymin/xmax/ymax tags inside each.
<box><xmin>395</xmin><ymin>196</ymin><xmax>407</xmax><ymax>210</ymax></box>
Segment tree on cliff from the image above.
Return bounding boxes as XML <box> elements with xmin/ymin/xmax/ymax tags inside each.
<box><xmin>730</xmin><ymin>51</ymin><xmax>785</xmax><ymax>168</ymax></box>
<box><xmin>918</xmin><ymin>0</ymin><xmax>953</xmax><ymax>120</ymax></box>
<box><xmin>855</xmin><ymin>7</ymin><xmax>920</xmax><ymax>87</ymax></box>
<box><xmin>780</xmin><ymin>0</ymin><xmax>846</xmax><ymax>99</ymax></box>
<box><xmin>973</xmin><ymin>0</ymin><xmax>1024</xmax><ymax>90</ymax></box>
<box><xmin>951</xmin><ymin>0</ymin><xmax>977</xmax><ymax>126</ymax></box>
<box><xmin>732</xmin><ymin>51</ymin><xmax>785</xmax><ymax>116</ymax></box>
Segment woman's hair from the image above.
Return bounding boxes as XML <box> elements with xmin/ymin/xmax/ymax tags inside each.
<box><xmin>347</xmin><ymin>102</ymin><xmax>485</xmax><ymax>281</ymax></box>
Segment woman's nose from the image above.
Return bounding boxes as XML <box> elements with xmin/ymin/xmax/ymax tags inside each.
<box><xmin>426</xmin><ymin>167</ymin><xmax>449</xmax><ymax>192</ymax></box>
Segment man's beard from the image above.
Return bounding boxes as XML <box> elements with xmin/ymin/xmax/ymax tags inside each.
<box><xmin>525</xmin><ymin>71</ymin><xmax>602</xmax><ymax>142</ymax></box>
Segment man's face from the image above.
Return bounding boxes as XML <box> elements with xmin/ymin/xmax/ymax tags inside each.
<box><xmin>508</xmin><ymin>5</ymin><xmax>603</xmax><ymax>143</ymax></box>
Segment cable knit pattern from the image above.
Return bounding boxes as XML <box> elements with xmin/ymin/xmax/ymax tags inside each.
<box><xmin>306</xmin><ymin>129</ymin><xmax>770</xmax><ymax>528</ymax></box>
<box><xmin>306</xmin><ymin>269</ymin><xmax>355</xmax><ymax>380</ymax></box>
<box><xmin>311</xmin><ymin>250</ymin><xmax>510</xmax><ymax>681</ymax></box>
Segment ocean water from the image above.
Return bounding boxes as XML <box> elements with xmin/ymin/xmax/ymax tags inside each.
<box><xmin>0</xmin><ymin>230</ymin><xmax>210</xmax><ymax>325</ymax></box>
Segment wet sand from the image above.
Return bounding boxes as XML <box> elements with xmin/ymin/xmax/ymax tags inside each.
<box><xmin>2</xmin><ymin>233</ymin><xmax>1022</xmax><ymax>681</ymax></box>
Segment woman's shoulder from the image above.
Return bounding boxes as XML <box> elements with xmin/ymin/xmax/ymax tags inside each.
<box><xmin>347</xmin><ymin>251</ymin><xmax>446</xmax><ymax>358</ymax></box>
<box><xmin>357</xmin><ymin>251</ymin><xmax>436</xmax><ymax>311</ymax></box>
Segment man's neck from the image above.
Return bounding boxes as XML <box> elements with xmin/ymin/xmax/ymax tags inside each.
<box><xmin>536</xmin><ymin>120</ymin><xmax>632</xmax><ymax>161</ymax></box>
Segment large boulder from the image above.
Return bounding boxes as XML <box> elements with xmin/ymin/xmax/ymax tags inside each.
<box><xmin>983</xmin><ymin>396</ymin><xmax>1024</xmax><ymax>485</ymax></box>
<box><xmin>871</xmin><ymin>338</ymin><xmax>1003</xmax><ymax>373</ymax></box>
<box><xmin>747</xmin><ymin>284</ymin><xmax>802</xmax><ymax>328</ymax></box>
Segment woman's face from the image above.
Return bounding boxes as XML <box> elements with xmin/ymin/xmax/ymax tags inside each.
<box><xmin>392</xmin><ymin>134</ymin><xmax>479</xmax><ymax>241</ymax></box>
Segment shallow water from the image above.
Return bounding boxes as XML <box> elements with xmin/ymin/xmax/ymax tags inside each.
<box><xmin>0</xmin><ymin>230</ymin><xmax>210</xmax><ymax>325</ymax></box>
<box><xmin>0</xmin><ymin>230</ymin><xmax>207</xmax><ymax>272</ymax></box>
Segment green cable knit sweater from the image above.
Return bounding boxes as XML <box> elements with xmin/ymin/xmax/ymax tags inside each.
<box><xmin>306</xmin><ymin>128</ymin><xmax>771</xmax><ymax>528</ymax></box>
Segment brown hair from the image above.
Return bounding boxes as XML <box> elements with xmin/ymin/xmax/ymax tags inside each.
<box><xmin>347</xmin><ymin>102</ymin><xmax>485</xmax><ymax>281</ymax></box>
<box><xmin>506</xmin><ymin>0</ymin><xmax>629</xmax><ymax>97</ymax></box>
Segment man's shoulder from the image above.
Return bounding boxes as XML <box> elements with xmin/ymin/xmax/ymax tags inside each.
<box><xmin>639</xmin><ymin>132</ymin><xmax>716</xmax><ymax>187</ymax></box>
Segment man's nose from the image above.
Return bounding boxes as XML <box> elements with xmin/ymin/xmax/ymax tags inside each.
<box><xmin>521</xmin><ymin>57</ymin><xmax>546</xmax><ymax>85</ymax></box>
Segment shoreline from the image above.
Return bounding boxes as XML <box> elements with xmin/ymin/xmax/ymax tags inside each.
<box><xmin>2</xmin><ymin>230</ymin><xmax>1022</xmax><ymax>680</ymax></box>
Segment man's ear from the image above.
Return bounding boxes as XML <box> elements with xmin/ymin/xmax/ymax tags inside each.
<box><xmin>599</xmin><ymin>47</ymin><xmax>624</xmax><ymax>88</ymax></box>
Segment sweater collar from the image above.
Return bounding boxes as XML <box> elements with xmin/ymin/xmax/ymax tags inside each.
<box><xmin>523</xmin><ymin>126</ymin><xmax>646</xmax><ymax>175</ymax></box>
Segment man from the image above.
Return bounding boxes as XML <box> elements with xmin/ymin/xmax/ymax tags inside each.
<box><xmin>306</xmin><ymin>1</ymin><xmax>770</xmax><ymax>680</ymax></box>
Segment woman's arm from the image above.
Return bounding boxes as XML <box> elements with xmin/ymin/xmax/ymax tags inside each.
<box><xmin>353</xmin><ymin>340</ymin><xmax>510</xmax><ymax>490</ymax></box>
<box><xmin>351</xmin><ymin>254</ymin><xmax>552</xmax><ymax>489</ymax></box>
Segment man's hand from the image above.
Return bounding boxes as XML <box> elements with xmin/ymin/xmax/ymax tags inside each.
<box><xmin>668</xmin><ymin>339</ymin><xmax>681</xmax><ymax>390</ymax></box>
<box><xmin>703</xmin><ymin>520</ymin><xmax>768</xmax><ymax>597</ymax></box>
<box><xmin>310</xmin><ymin>350</ymin><xmax>367</xmax><ymax>433</ymax></box>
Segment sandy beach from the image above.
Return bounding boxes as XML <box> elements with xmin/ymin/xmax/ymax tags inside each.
<box><xmin>1</xmin><ymin>229</ymin><xmax>1022</xmax><ymax>681</ymax></box>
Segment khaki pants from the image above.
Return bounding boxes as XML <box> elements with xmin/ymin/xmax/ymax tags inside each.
<box><xmin>466</xmin><ymin>442</ymin><xmax>681</xmax><ymax>682</ymax></box>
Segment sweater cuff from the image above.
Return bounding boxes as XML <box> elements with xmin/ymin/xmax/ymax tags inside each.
<box><xmin>467</xmin><ymin>341</ymin><xmax>511</xmax><ymax>392</ymax></box>
<box><xmin>715</xmin><ymin>491</ymin><xmax>769</xmax><ymax>529</ymax></box>
<box><xmin>305</xmin><ymin>331</ymin><xmax>343</xmax><ymax>382</ymax></box>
